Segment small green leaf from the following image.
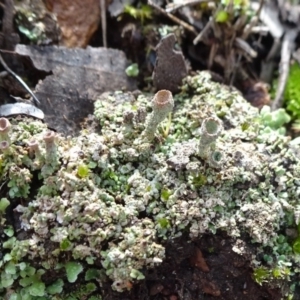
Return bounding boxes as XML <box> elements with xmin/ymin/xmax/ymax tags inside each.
<box><xmin>125</xmin><ymin>63</ymin><xmax>139</xmax><ymax>77</ymax></box>
<box><xmin>85</xmin><ymin>268</ymin><xmax>100</xmax><ymax>281</ymax></box>
<box><xmin>86</xmin><ymin>257</ymin><xmax>95</xmax><ymax>265</ymax></box>
<box><xmin>129</xmin><ymin>269</ymin><xmax>145</xmax><ymax>280</ymax></box>
<box><xmin>293</xmin><ymin>237</ymin><xmax>300</xmax><ymax>254</ymax></box>
<box><xmin>77</xmin><ymin>164</ymin><xmax>90</xmax><ymax>178</ymax></box>
<box><xmin>4</xmin><ymin>253</ymin><xmax>12</xmax><ymax>262</ymax></box>
<box><xmin>5</xmin><ymin>261</ymin><xmax>16</xmax><ymax>275</ymax></box>
<box><xmin>8</xmin><ymin>293</ymin><xmax>21</xmax><ymax>300</ymax></box>
<box><xmin>215</xmin><ymin>10</ymin><xmax>229</xmax><ymax>22</ymax></box>
<box><xmin>60</xmin><ymin>239</ymin><xmax>72</xmax><ymax>251</ymax></box>
<box><xmin>0</xmin><ymin>197</ymin><xmax>10</xmax><ymax>212</ymax></box>
<box><xmin>4</xmin><ymin>225</ymin><xmax>14</xmax><ymax>237</ymax></box>
<box><xmin>20</xmin><ymin>276</ymin><xmax>34</xmax><ymax>287</ymax></box>
<box><xmin>65</xmin><ymin>262</ymin><xmax>83</xmax><ymax>283</ymax></box>
<box><xmin>46</xmin><ymin>279</ymin><xmax>64</xmax><ymax>295</ymax></box>
<box><xmin>161</xmin><ymin>188</ymin><xmax>171</xmax><ymax>201</ymax></box>
<box><xmin>88</xmin><ymin>161</ymin><xmax>97</xmax><ymax>169</ymax></box>
<box><xmin>86</xmin><ymin>282</ymin><xmax>97</xmax><ymax>292</ymax></box>
<box><xmin>1</xmin><ymin>274</ymin><xmax>14</xmax><ymax>287</ymax></box>
<box><xmin>241</xmin><ymin>122</ymin><xmax>250</xmax><ymax>131</ymax></box>
<box><xmin>157</xmin><ymin>218</ymin><xmax>170</xmax><ymax>228</ymax></box>
<box><xmin>28</xmin><ymin>281</ymin><xmax>45</xmax><ymax>296</ymax></box>
<box><xmin>3</xmin><ymin>237</ymin><xmax>17</xmax><ymax>249</ymax></box>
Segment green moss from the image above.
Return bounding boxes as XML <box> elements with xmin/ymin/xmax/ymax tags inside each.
<box><xmin>192</xmin><ymin>174</ymin><xmax>207</xmax><ymax>187</ymax></box>
<box><xmin>292</xmin><ymin>237</ymin><xmax>300</xmax><ymax>254</ymax></box>
<box><xmin>60</xmin><ymin>239</ymin><xmax>73</xmax><ymax>251</ymax></box>
<box><xmin>161</xmin><ymin>188</ymin><xmax>172</xmax><ymax>201</ymax></box>
<box><xmin>157</xmin><ymin>218</ymin><xmax>170</xmax><ymax>228</ymax></box>
<box><xmin>283</xmin><ymin>63</ymin><xmax>300</xmax><ymax>120</ymax></box>
<box><xmin>253</xmin><ymin>267</ymin><xmax>270</xmax><ymax>285</ymax></box>
<box><xmin>77</xmin><ymin>164</ymin><xmax>90</xmax><ymax>178</ymax></box>
<box><xmin>123</xmin><ymin>4</ymin><xmax>153</xmax><ymax>23</ymax></box>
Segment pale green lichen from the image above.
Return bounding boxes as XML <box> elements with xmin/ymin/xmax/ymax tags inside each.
<box><xmin>198</xmin><ymin>116</ymin><xmax>223</xmax><ymax>160</ymax></box>
<box><xmin>1</xmin><ymin>71</ymin><xmax>300</xmax><ymax>298</ymax></box>
<box><xmin>140</xmin><ymin>89</ymin><xmax>174</xmax><ymax>141</ymax></box>
<box><xmin>0</xmin><ymin>117</ymin><xmax>11</xmax><ymax>142</ymax></box>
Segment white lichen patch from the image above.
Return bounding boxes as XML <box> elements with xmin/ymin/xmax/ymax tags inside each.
<box><xmin>1</xmin><ymin>72</ymin><xmax>300</xmax><ymax>298</ymax></box>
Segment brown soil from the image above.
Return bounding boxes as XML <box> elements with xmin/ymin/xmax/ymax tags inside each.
<box><xmin>99</xmin><ymin>232</ymin><xmax>282</xmax><ymax>300</ymax></box>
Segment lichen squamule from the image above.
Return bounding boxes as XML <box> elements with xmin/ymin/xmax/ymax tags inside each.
<box><xmin>1</xmin><ymin>72</ymin><xmax>300</xmax><ymax>298</ymax></box>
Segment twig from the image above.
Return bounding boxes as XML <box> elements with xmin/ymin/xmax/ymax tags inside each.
<box><xmin>0</xmin><ymin>52</ymin><xmax>40</xmax><ymax>106</ymax></box>
<box><xmin>100</xmin><ymin>0</ymin><xmax>107</xmax><ymax>47</ymax></box>
<box><xmin>208</xmin><ymin>42</ymin><xmax>218</xmax><ymax>69</ymax></box>
<box><xmin>193</xmin><ymin>17</ymin><xmax>213</xmax><ymax>45</ymax></box>
<box><xmin>148</xmin><ymin>0</ymin><xmax>197</xmax><ymax>35</ymax></box>
<box><xmin>3</xmin><ymin>0</ymin><xmax>14</xmax><ymax>36</ymax></box>
<box><xmin>271</xmin><ymin>29</ymin><xmax>298</xmax><ymax>111</ymax></box>
<box><xmin>250</xmin><ymin>25</ymin><xmax>269</xmax><ymax>35</ymax></box>
<box><xmin>266</xmin><ymin>38</ymin><xmax>281</xmax><ymax>61</ymax></box>
<box><xmin>242</xmin><ymin>16</ymin><xmax>258</xmax><ymax>39</ymax></box>
<box><xmin>256</xmin><ymin>0</ymin><xmax>264</xmax><ymax>18</ymax></box>
<box><xmin>234</xmin><ymin>37</ymin><xmax>257</xmax><ymax>58</ymax></box>
<box><xmin>241</xmin><ymin>0</ymin><xmax>263</xmax><ymax>40</ymax></box>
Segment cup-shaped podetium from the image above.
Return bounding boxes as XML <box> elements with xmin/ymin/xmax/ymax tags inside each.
<box><xmin>0</xmin><ymin>118</ymin><xmax>11</xmax><ymax>142</ymax></box>
<box><xmin>43</xmin><ymin>131</ymin><xmax>57</xmax><ymax>163</ymax></box>
<box><xmin>0</xmin><ymin>140</ymin><xmax>10</xmax><ymax>154</ymax></box>
<box><xmin>208</xmin><ymin>150</ymin><xmax>223</xmax><ymax>168</ymax></box>
<box><xmin>142</xmin><ymin>90</ymin><xmax>174</xmax><ymax>141</ymax></box>
<box><xmin>198</xmin><ymin>117</ymin><xmax>222</xmax><ymax>158</ymax></box>
<box><xmin>28</xmin><ymin>139</ymin><xmax>41</xmax><ymax>159</ymax></box>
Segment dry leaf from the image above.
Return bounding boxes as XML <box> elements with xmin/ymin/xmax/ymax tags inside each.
<box><xmin>45</xmin><ymin>0</ymin><xmax>101</xmax><ymax>47</ymax></box>
<box><xmin>16</xmin><ymin>45</ymin><xmax>137</xmax><ymax>135</ymax></box>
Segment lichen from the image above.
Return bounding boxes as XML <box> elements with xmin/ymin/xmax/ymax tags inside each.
<box><xmin>1</xmin><ymin>71</ymin><xmax>300</xmax><ymax>298</ymax></box>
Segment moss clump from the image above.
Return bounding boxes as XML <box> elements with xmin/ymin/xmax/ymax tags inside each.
<box><xmin>1</xmin><ymin>71</ymin><xmax>300</xmax><ymax>298</ymax></box>
<box><xmin>283</xmin><ymin>63</ymin><xmax>300</xmax><ymax>119</ymax></box>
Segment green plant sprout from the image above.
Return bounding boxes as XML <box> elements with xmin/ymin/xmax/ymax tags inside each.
<box><xmin>123</xmin><ymin>4</ymin><xmax>153</xmax><ymax>23</ymax></box>
<box><xmin>271</xmin><ymin>62</ymin><xmax>300</xmax><ymax>132</ymax></box>
<box><xmin>125</xmin><ymin>63</ymin><xmax>139</xmax><ymax>77</ymax></box>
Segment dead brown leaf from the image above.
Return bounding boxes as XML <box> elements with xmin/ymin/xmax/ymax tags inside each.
<box><xmin>16</xmin><ymin>45</ymin><xmax>137</xmax><ymax>135</ymax></box>
<box><xmin>189</xmin><ymin>247</ymin><xmax>210</xmax><ymax>272</ymax></box>
<box><xmin>45</xmin><ymin>0</ymin><xmax>101</xmax><ymax>47</ymax></box>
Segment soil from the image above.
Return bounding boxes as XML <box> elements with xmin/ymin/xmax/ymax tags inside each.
<box><xmin>99</xmin><ymin>233</ymin><xmax>283</xmax><ymax>300</ymax></box>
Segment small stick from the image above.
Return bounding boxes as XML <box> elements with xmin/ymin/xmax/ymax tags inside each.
<box><xmin>0</xmin><ymin>52</ymin><xmax>40</xmax><ymax>106</ymax></box>
<box><xmin>193</xmin><ymin>17</ymin><xmax>213</xmax><ymax>45</ymax></box>
<box><xmin>3</xmin><ymin>0</ymin><xmax>14</xmax><ymax>37</ymax></box>
<box><xmin>148</xmin><ymin>0</ymin><xmax>197</xmax><ymax>35</ymax></box>
<box><xmin>234</xmin><ymin>37</ymin><xmax>257</xmax><ymax>58</ymax></box>
<box><xmin>100</xmin><ymin>0</ymin><xmax>107</xmax><ymax>47</ymax></box>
